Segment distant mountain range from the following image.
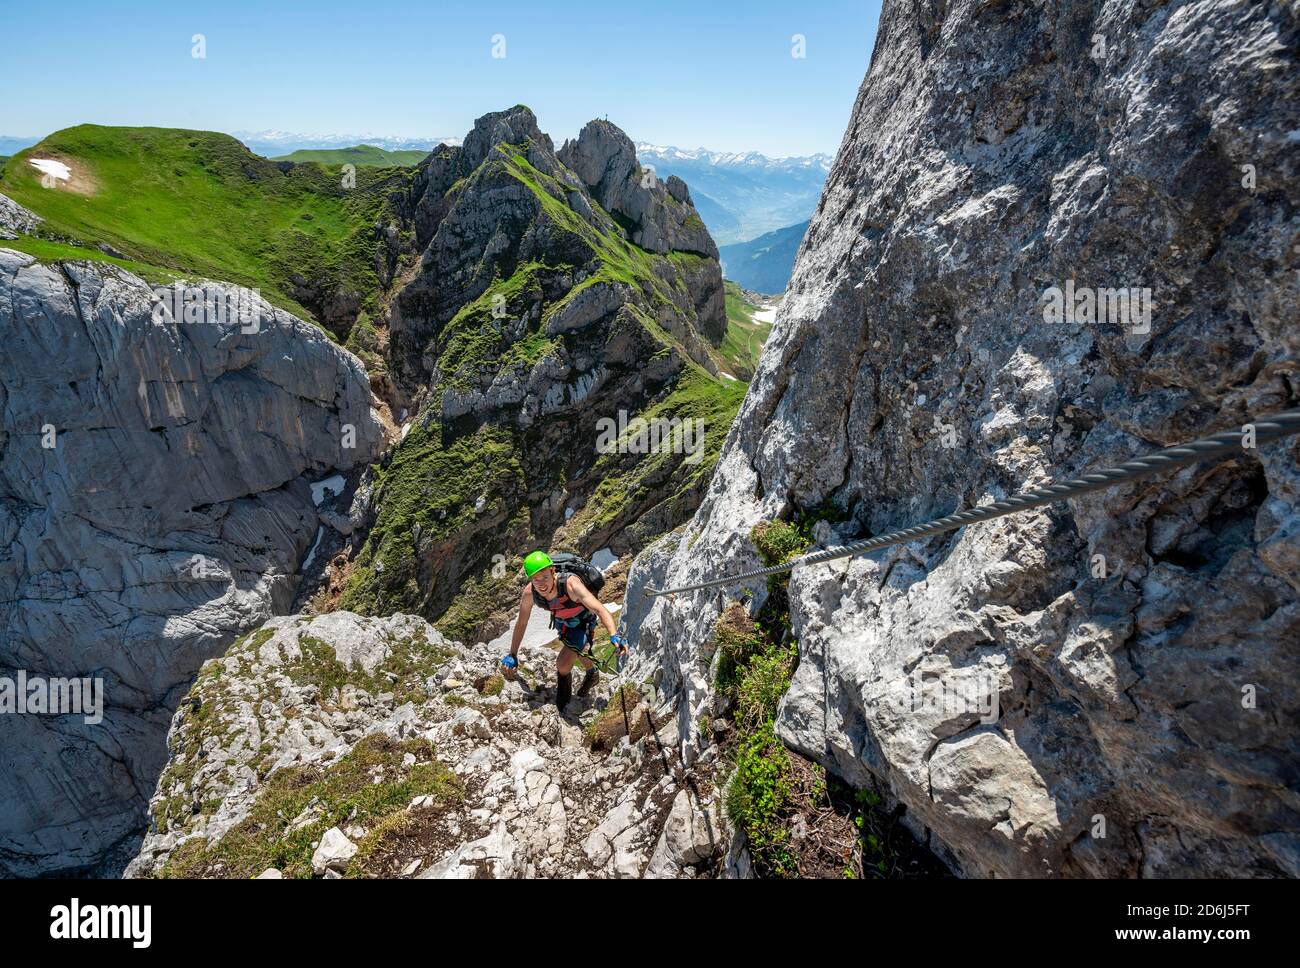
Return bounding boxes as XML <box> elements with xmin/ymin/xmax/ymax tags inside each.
<box><xmin>3</xmin><ymin>131</ymin><xmax>456</xmax><ymax>159</ymax></box>
<box><xmin>633</xmin><ymin>144</ymin><xmax>830</xmax><ymax>246</ymax></box>
<box><xmin>233</xmin><ymin>131</ymin><xmax>458</xmax><ymax>157</ymax></box>
<box><xmin>270</xmin><ymin>145</ymin><xmax>430</xmax><ymax>166</ymax></box>
<box><xmin>719</xmin><ymin>220</ymin><xmax>810</xmax><ymax>295</ymax></box>
<box><xmin>0</xmin><ymin>136</ymin><xmax>40</xmax><ymax>156</ymax></box>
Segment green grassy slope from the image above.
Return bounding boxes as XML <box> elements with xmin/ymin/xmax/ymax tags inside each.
<box><xmin>271</xmin><ymin>145</ymin><xmax>428</xmax><ymax>166</ymax></box>
<box><xmin>718</xmin><ymin>281</ymin><xmax>775</xmax><ymax>379</ymax></box>
<box><xmin>1</xmin><ymin>236</ymin><xmax>182</xmax><ymax>285</ymax></box>
<box><xmin>0</xmin><ymin>125</ymin><xmax>414</xmax><ymax>328</ymax></box>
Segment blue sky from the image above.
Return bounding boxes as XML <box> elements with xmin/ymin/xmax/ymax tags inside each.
<box><xmin>1</xmin><ymin>0</ymin><xmax>880</xmax><ymax>157</ymax></box>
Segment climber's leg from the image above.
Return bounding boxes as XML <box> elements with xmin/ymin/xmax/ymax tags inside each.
<box><xmin>556</xmin><ymin>645</ymin><xmax>577</xmax><ymax>676</ymax></box>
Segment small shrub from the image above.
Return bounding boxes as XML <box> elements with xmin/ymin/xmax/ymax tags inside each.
<box><xmin>585</xmin><ymin>685</ymin><xmax>645</xmax><ymax>752</ymax></box>
<box><xmin>734</xmin><ymin>642</ymin><xmax>798</xmax><ymax>731</ymax></box>
<box><xmin>750</xmin><ymin>520</ymin><xmax>810</xmax><ymax>567</ymax></box>
<box><xmin>713</xmin><ymin>603</ymin><xmax>766</xmax><ymax>693</ymax></box>
<box><xmin>725</xmin><ymin>722</ymin><xmax>798</xmax><ymax>877</ymax></box>
<box><xmin>475</xmin><ymin>673</ymin><xmax>504</xmax><ymax>697</ymax></box>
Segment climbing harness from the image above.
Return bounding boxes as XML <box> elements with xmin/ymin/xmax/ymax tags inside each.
<box><xmin>647</xmin><ymin>408</ymin><xmax>1300</xmax><ymax>597</ymax></box>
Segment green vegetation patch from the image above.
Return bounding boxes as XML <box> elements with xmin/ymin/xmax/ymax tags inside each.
<box><xmin>435</xmin><ymin>565</ymin><xmax>519</xmax><ymax>642</ymax></box>
<box><xmin>338</xmin><ymin>419</ymin><xmax>524</xmax><ymax>617</ymax></box>
<box><xmin>158</xmin><ymin>734</ymin><xmax>462</xmax><ymax>879</ymax></box>
<box><xmin>714</xmin><ymin>596</ymin><xmax>801</xmax><ymax>877</ymax></box>
<box><xmin>431</xmin><ymin>260</ymin><xmax>556</xmax><ymax>394</ymax></box>
<box><xmin>717</xmin><ymin>281</ymin><xmax>773</xmax><ymax>378</ymax></box>
<box><xmin>0</xmin><ymin>125</ymin><xmax>415</xmax><ymax>330</ymax></box>
<box><xmin>725</xmin><ymin>721</ymin><xmax>799</xmax><ymax>875</ymax></box>
<box><xmin>750</xmin><ymin>501</ymin><xmax>847</xmax><ymax>569</ymax></box>
<box><xmin>569</xmin><ymin>366</ymin><xmax>746</xmax><ymax>540</ymax></box>
<box><xmin>0</xmin><ymin>235</ymin><xmax>181</xmax><ymax>285</ymax></box>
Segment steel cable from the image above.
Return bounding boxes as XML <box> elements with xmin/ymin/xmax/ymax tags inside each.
<box><xmin>647</xmin><ymin>409</ymin><xmax>1300</xmax><ymax>597</ymax></box>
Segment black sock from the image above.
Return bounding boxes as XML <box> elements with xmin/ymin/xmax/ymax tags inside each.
<box><xmin>556</xmin><ymin>673</ymin><xmax>572</xmax><ymax>710</ymax></box>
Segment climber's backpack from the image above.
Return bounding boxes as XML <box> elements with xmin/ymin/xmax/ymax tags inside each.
<box><xmin>531</xmin><ymin>552</ymin><xmax>606</xmax><ymax>611</ymax></box>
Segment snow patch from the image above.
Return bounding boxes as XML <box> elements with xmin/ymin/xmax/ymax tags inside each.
<box><xmin>301</xmin><ymin>526</ymin><xmax>325</xmax><ymax>571</ymax></box>
<box><xmin>29</xmin><ymin>159</ymin><xmax>70</xmax><ymax>182</ymax></box>
<box><xmin>487</xmin><ymin>605</ymin><xmax>556</xmax><ymax>654</ymax></box>
<box><xmin>311</xmin><ymin>475</ymin><xmax>345</xmax><ymax>505</ymax></box>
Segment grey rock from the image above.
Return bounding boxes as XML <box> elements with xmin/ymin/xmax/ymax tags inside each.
<box><xmin>450</xmin><ymin>707</ymin><xmax>492</xmax><ymax>740</ymax></box>
<box><xmin>0</xmin><ymin>252</ymin><xmax>383</xmax><ymax>876</ymax></box>
<box><xmin>311</xmin><ymin>827</ymin><xmax>357</xmax><ymax>874</ymax></box>
<box><xmin>558</xmin><ymin>120</ymin><xmax>718</xmax><ymax>260</ymax></box>
<box><xmin>625</xmin><ymin>0</ymin><xmax>1300</xmax><ymax>878</ymax></box>
<box><xmin>418</xmin><ymin>822</ymin><xmax>519</xmax><ymax>879</ymax></box>
<box><xmin>0</xmin><ymin>192</ymin><xmax>41</xmax><ymax>240</ymax></box>
<box><xmin>645</xmin><ymin>788</ymin><xmax>723</xmax><ymax>877</ymax></box>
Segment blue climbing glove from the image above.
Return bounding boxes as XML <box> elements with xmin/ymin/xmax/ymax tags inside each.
<box><xmin>500</xmin><ymin>654</ymin><xmax>518</xmax><ymax>678</ymax></box>
<box><xmin>610</xmin><ymin>633</ymin><xmax>629</xmax><ymax>657</ymax></box>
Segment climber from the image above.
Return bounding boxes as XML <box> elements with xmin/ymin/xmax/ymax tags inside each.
<box><xmin>500</xmin><ymin>551</ymin><xmax>627</xmax><ymax>713</ymax></box>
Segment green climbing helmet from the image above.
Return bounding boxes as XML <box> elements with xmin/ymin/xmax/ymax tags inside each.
<box><xmin>523</xmin><ymin>550</ymin><xmax>554</xmax><ymax>578</ymax></box>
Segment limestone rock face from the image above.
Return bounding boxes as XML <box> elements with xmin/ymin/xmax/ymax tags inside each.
<box><xmin>0</xmin><ymin>192</ymin><xmax>40</xmax><ymax>240</ymax></box>
<box><xmin>0</xmin><ymin>251</ymin><xmax>384</xmax><ymax>876</ymax></box>
<box><xmin>558</xmin><ymin>120</ymin><xmax>725</xmax><ymax>343</ymax></box>
<box><xmin>558</xmin><ymin>121</ymin><xmax>720</xmax><ymax>258</ymax></box>
<box><xmin>624</xmin><ymin>0</ymin><xmax>1300</xmax><ymax>877</ymax></box>
<box><xmin>127</xmin><ymin>611</ymin><xmax>730</xmax><ymax>880</ymax></box>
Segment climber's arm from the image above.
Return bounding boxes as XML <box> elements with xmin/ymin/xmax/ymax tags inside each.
<box><xmin>508</xmin><ymin>584</ymin><xmax>534</xmax><ymax>660</ymax></box>
<box><xmin>566</xmin><ymin>576</ymin><xmax>619</xmax><ymax>641</ymax></box>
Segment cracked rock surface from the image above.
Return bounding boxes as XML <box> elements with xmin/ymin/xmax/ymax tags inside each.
<box><xmin>0</xmin><ymin>251</ymin><xmax>384</xmax><ymax>876</ymax></box>
<box><xmin>0</xmin><ymin>192</ymin><xmax>41</xmax><ymax>240</ymax></box>
<box><xmin>126</xmin><ymin>611</ymin><xmax>733</xmax><ymax>879</ymax></box>
<box><xmin>623</xmin><ymin>0</ymin><xmax>1300</xmax><ymax>877</ymax></box>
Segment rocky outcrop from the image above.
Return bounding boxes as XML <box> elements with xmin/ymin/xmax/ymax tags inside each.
<box><xmin>127</xmin><ymin>611</ymin><xmax>731</xmax><ymax>879</ymax></box>
<box><xmin>558</xmin><ymin>120</ymin><xmax>725</xmax><ymax>343</ymax></box>
<box><xmin>559</xmin><ymin>122</ymin><xmax>719</xmax><ymax>256</ymax></box>
<box><xmin>624</xmin><ymin>0</ymin><xmax>1300</xmax><ymax>877</ymax></box>
<box><xmin>338</xmin><ymin>107</ymin><xmax>740</xmax><ymax>638</ymax></box>
<box><xmin>0</xmin><ymin>192</ymin><xmax>40</xmax><ymax>240</ymax></box>
<box><xmin>0</xmin><ymin>251</ymin><xmax>384</xmax><ymax>876</ymax></box>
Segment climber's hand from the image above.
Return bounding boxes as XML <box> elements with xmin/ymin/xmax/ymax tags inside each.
<box><xmin>500</xmin><ymin>654</ymin><xmax>518</xmax><ymax>680</ymax></box>
<box><xmin>610</xmin><ymin>633</ymin><xmax>629</xmax><ymax>657</ymax></box>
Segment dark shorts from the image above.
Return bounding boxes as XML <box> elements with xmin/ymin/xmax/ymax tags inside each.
<box><xmin>557</xmin><ymin>615</ymin><xmax>597</xmax><ymax>654</ymax></box>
